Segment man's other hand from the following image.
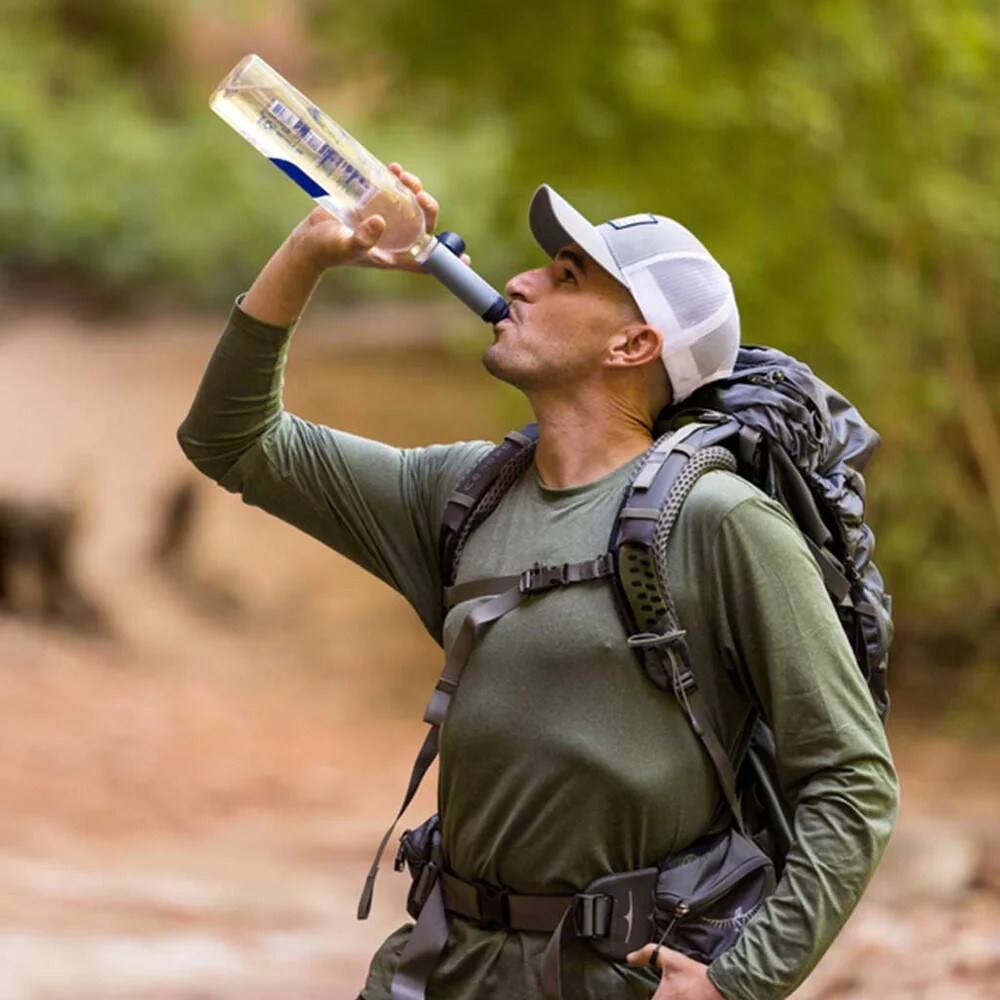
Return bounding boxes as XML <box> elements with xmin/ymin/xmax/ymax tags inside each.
<box><xmin>626</xmin><ymin>943</ymin><xmax>726</xmax><ymax>1000</ymax></box>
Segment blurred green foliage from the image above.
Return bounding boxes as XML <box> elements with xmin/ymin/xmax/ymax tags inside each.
<box><xmin>0</xmin><ymin>0</ymin><xmax>996</xmax><ymax>685</ymax></box>
<box><xmin>312</xmin><ymin>0</ymin><xmax>1000</xmax><ymax>688</ymax></box>
<box><xmin>0</xmin><ymin>2</ymin><xmax>300</xmax><ymax>303</ymax></box>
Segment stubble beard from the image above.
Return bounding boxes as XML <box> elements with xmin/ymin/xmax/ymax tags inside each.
<box><xmin>482</xmin><ymin>338</ymin><xmax>528</xmax><ymax>389</ymax></box>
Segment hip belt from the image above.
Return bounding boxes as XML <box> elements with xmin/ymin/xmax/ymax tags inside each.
<box><xmin>389</xmin><ymin>814</ymin><xmax>775</xmax><ymax>1000</ymax></box>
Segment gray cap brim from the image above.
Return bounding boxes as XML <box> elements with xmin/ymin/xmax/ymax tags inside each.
<box><xmin>528</xmin><ymin>184</ymin><xmax>629</xmax><ymax>287</ymax></box>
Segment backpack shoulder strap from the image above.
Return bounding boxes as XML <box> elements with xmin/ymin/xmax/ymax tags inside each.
<box><xmin>609</xmin><ymin>416</ymin><xmax>752</xmax><ymax>834</ymax></box>
<box><xmin>610</xmin><ymin>415</ymin><xmax>741</xmax><ymax>631</ymax></box>
<box><xmin>439</xmin><ymin>424</ymin><xmax>538</xmax><ymax>589</ymax></box>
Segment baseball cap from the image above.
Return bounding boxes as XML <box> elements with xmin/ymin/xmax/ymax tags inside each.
<box><xmin>528</xmin><ymin>184</ymin><xmax>740</xmax><ymax>404</ymax></box>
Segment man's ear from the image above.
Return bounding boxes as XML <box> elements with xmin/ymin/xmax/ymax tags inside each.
<box><xmin>606</xmin><ymin>323</ymin><xmax>663</xmax><ymax>369</ymax></box>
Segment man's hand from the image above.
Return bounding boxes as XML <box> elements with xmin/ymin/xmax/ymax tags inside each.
<box><xmin>287</xmin><ymin>163</ymin><xmax>471</xmax><ymax>274</ymax></box>
<box><xmin>242</xmin><ymin>162</ymin><xmax>468</xmax><ymax>327</ymax></box>
<box><xmin>626</xmin><ymin>943</ymin><xmax>726</xmax><ymax>1000</ymax></box>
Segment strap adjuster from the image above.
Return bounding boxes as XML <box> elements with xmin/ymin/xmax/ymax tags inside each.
<box><xmin>475</xmin><ymin>881</ymin><xmax>511</xmax><ymax>930</ymax></box>
<box><xmin>573</xmin><ymin>893</ymin><xmax>613</xmax><ymax>939</ymax></box>
<box><xmin>519</xmin><ymin>561</ymin><xmax>569</xmax><ymax>594</ymax></box>
<box><xmin>627</xmin><ymin>629</ymin><xmax>687</xmax><ymax>649</ymax></box>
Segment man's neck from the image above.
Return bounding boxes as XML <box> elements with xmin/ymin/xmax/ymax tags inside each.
<box><xmin>529</xmin><ymin>390</ymin><xmax>655</xmax><ymax>490</ymax></box>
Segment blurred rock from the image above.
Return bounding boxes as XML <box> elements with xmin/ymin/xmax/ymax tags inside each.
<box><xmin>971</xmin><ymin>836</ymin><xmax>1000</xmax><ymax>897</ymax></box>
<box><xmin>0</xmin><ymin>495</ymin><xmax>107</xmax><ymax>633</ymax></box>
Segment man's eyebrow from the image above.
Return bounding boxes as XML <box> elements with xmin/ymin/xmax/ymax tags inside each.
<box><xmin>555</xmin><ymin>249</ymin><xmax>588</xmax><ymax>277</ymax></box>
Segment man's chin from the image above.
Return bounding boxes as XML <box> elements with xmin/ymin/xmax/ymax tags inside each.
<box><xmin>482</xmin><ymin>342</ymin><xmax>513</xmax><ymax>382</ymax></box>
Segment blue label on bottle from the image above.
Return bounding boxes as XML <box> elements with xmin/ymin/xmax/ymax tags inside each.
<box><xmin>261</xmin><ymin>101</ymin><xmax>377</xmax><ymax>207</ymax></box>
<box><xmin>269</xmin><ymin>158</ymin><xmax>329</xmax><ymax>198</ymax></box>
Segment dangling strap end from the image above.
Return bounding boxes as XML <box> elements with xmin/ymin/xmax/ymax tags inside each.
<box><xmin>358</xmin><ymin>868</ymin><xmax>379</xmax><ymax>920</ymax></box>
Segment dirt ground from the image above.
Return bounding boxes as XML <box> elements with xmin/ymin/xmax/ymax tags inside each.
<box><xmin>0</xmin><ymin>302</ymin><xmax>997</xmax><ymax>999</ymax></box>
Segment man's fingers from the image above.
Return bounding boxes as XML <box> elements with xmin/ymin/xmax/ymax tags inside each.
<box><xmin>626</xmin><ymin>943</ymin><xmax>662</xmax><ymax>970</ymax></box>
<box><xmin>387</xmin><ymin>164</ymin><xmax>442</xmax><ymax>232</ymax></box>
<box><xmin>417</xmin><ymin>190</ymin><xmax>439</xmax><ymax>231</ymax></box>
<box><xmin>625</xmin><ymin>942</ymin><xmax>685</xmax><ymax>971</ymax></box>
<box><xmin>626</xmin><ymin>942</ymin><xmax>700</xmax><ymax>973</ymax></box>
<box><xmin>400</xmin><ymin>170</ymin><xmax>423</xmax><ymax>193</ymax></box>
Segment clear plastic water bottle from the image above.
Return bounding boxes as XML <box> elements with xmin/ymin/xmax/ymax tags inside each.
<box><xmin>210</xmin><ymin>54</ymin><xmax>508</xmax><ymax>323</ymax></box>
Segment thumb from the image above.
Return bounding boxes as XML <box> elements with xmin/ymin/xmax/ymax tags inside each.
<box><xmin>626</xmin><ymin>943</ymin><xmax>660</xmax><ymax>969</ymax></box>
<box><xmin>352</xmin><ymin>214</ymin><xmax>386</xmax><ymax>251</ymax></box>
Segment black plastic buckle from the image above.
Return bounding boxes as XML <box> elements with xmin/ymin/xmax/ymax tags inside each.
<box><xmin>411</xmin><ymin>862</ymin><xmax>440</xmax><ymax>912</ymax></box>
<box><xmin>475</xmin><ymin>882</ymin><xmax>511</xmax><ymax>930</ymax></box>
<box><xmin>394</xmin><ymin>836</ymin><xmax>408</xmax><ymax>873</ymax></box>
<box><xmin>573</xmin><ymin>893</ymin><xmax>613</xmax><ymax>939</ymax></box>
<box><xmin>519</xmin><ymin>561</ymin><xmax>569</xmax><ymax>595</ymax></box>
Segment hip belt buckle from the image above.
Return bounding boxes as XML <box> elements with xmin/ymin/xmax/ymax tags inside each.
<box><xmin>573</xmin><ymin>893</ymin><xmax>613</xmax><ymax>939</ymax></box>
<box><xmin>475</xmin><ymin>881</ymin><xmax>511</xmax><ymax>930</ymax></box>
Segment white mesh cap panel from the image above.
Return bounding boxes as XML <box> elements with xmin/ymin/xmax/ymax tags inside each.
<box><xmin>622</xmin><ymin>252</ymin><xmax>739</xmax><ymax>403</ymax></box>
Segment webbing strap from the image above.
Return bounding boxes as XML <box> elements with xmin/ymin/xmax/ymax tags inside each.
<box><xmin>803</xmin><ymin>535</ymin><xmax>851</xmax><ymax>602</ymax></box>
<box><xmin>357</xmin><ymin>724</ymin><xmax>441</xmax><ymax>919</ymax></box>
<box><xmin>628</xmin><ymin>635</ymin><xmax>745</xmax><ymax>835</ymax></box>
<box><xmin>629</xmin><ymin>421</ymin><xmax>706</xmax><ymax>490</ymax></box>
<box><xmin>439</xmin><ymin>871</ymin><xmax>579</xmax><ymax>931</ymax></box>
<box><xmin>397</xmin><ymin>866</ymin><xmax>614</xmax><ymax>1000</ymax></box>
<box><xmin>684</xmin><ymin>682</ymin><xmax>746</xmax><ymax>834</ymax></box>
<box><xmin>443</xmin><ymin>574</ymin><xmax>521</xmax><ymax>608</ymax></box>
<box><xmin>391</xmin><ymin>876</ymin><xmax>449</xmax><ymax>1000</ymax></box>
<box><xmin>443</xmin><ymin>554</ymin><xmax>614</xmax><ymax>611</ymax></box>
<box><xmin>540</xmin><ymin>902</ymin><xmax>582</xmax><ymax>1000</ymax></box>
<box><xmin>359</xmin><ymin>554</ymin><xmax>615</xmax><ymax>921</ymax></box>
<box><xmin>392</xmin><ymin>866</ymin><xmax>607</xmax><ymax>1000</ymax></box>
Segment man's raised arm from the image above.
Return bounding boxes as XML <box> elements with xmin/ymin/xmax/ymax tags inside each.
<box><xmin>176</xmin><ymin>168</ymin><xmax>491</xmax><ymax>641</ymax></box>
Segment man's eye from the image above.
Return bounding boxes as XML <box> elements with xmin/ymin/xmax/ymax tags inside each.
<box><xmin>561</xmin><ymin>268</ymin><xmax>577</xmax><ymax>284</ymax></box>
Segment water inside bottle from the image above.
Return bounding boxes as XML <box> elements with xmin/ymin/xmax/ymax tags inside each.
<box><xmin>210</xmin><ymin>60</ymin><xmax>425</xmax><ymax>252</ymax></box>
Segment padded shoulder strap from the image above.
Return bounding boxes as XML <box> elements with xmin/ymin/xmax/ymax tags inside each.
<box><xmin>611</xmin><ymin>415</ymin><xmax>741</xmax><ymax>578</ymax></box>
<box><xmin>439</xmin><ymin>424</ymin><xmax>539</xmax><ymax>588</ymax></box>
<box><xmin>609</xmin><ymin>417</ymin><xmax>751</xmax><ymax>832</ymax></box>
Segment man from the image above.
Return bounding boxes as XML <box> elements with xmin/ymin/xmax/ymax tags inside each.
<box><xmin>178</xmin><ymin>164</ymin><xmax>899</xmax><ymax>1000</ymax></box>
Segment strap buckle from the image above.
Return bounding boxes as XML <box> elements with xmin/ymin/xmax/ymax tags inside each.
<box><xmin>410</xmin><ymin>861</ymin><xmax>440</xmax><ymax>916</ymax></box>
<box><xmin>475</xmin><ymin>881</ymin><xmax>511</xmax><ymax>930</ymax></box>
<box><xmin>519</xmin><ymin>561</ymin><xmax>569</xmax><ymax>594</ymax></box>
<box><xmin>573</xmin><ymin>893</ymin><xmax>613</xmax><ymax>939</ymax></box>
<box><xmin>626</xmin><ymin>629</ymin><xmax>687</xmax><ymax>649</ymax></box>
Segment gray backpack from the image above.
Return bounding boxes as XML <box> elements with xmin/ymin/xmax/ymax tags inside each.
<box><xmin>359</xmin><ymin>344</ymin><xmax>892</xmax><ymax>1000</ymax></box>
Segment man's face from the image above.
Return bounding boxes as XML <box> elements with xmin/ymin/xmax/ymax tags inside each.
<box><xmin>484</xmin><ymin>242</ymin><xmax>643</xmax><ymax>391</ymax></box>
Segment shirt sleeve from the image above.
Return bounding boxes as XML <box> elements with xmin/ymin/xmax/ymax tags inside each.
<box><xmin>176</xmin><ymin>299</ymin><xmax>493</xmax><ymax>643</ymax></box>
<box><xmin>703</xmin><ymin>493</ymin><xmax>900</xmax><ymax>1000</ymax></box>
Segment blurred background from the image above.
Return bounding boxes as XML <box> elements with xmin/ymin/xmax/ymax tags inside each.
<box><xmin>0</xmin><ymin>0</ymin><xmax>997</xmax><ymax>997</ymax></box>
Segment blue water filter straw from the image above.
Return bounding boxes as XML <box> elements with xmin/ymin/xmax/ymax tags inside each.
<box><xmin>419</xmin><ymin>231</ymin><xmax>510</xmax><ymax>323</ymax></box>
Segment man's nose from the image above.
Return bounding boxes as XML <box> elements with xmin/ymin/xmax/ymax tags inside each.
<box><xmin>504</xmin><ymin>271</ymin><xmax>529</xmax><ymax>302</ymax></box>
<box><xmin>504</xmin><ymin>266</ymin><xmax>547</xmax><ymax>302</ymax></box>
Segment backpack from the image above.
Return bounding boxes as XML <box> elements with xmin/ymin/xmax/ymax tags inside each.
<box><xmin>435</xmin><ymin>343</ymin><xmax>892</xmax><ymax>870</ymax></box>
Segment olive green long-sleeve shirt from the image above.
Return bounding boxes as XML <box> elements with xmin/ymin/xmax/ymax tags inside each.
<box><xmin>177</xmin><ymin>301</ymin><xmax>899</xmax><ymax>1000</ymax></box>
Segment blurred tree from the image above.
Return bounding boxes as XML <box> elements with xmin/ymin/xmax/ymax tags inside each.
<box><xmin>307</xmin><ymin>0</ymin><xmax>1000</xmax><ymax>681</ymax></box>
<box><xmin>0</xmin><ymin>0</ymin><xmax>994</xmax><ymax>691</ymax></box>
<box><xmin>46</xmin><ymin>0</ymin><xmax>183</xmax><ymax>113</ymax></box>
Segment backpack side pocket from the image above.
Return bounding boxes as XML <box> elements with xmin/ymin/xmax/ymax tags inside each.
<box><xmin>653</xmin><ymin>826</ymin><xmax>775</xmax><ymax>963</ymax></box>
<box><xmin>396</xmin><ymin>813</ymin><xmax>443</xmax><ymax>920</ymax></box>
